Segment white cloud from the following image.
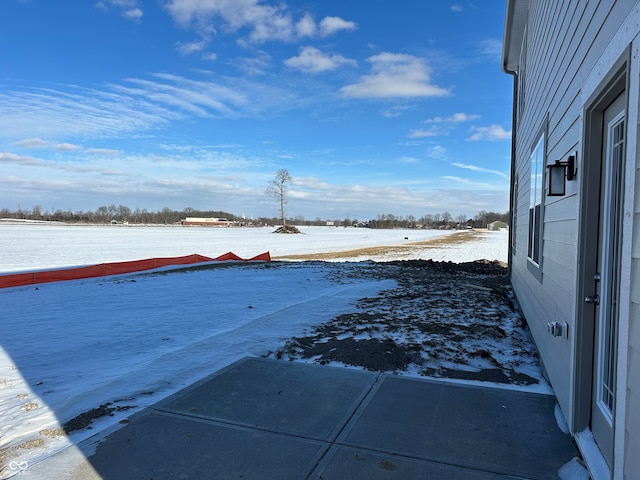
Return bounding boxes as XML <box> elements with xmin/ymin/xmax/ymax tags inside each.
<box><xmin>479</xmin><ymin>38</ymin><xmax>502</xmax><ymax>57</ymax></box>
<box><xmin>14</xmin><ymin>138</ymin><xmax>49</xmax><ymax>149</ymax></box>
<box><xmin>12</xmin><ymin>138</ymin><xmax>83</xmax><ymax>152</ymax></box>
<box><xmin>408</xmin><ymin>126</ymin><xmax>447</xmax><ymax>138</ymax></box>
<box><xmin>452</xmin><ymin>162</ymin><xmax>508</xmax><ymax>178</ymax></box>
<box><xmin>319</xmin><ymin>16</ymin><xmax>357</xmax><ymax>36</ymax></box>
<box><xmin>164</xmin><ymin>0</ymin><xmax>355</xmax><ymax>44</ymax></box>
<box><xmin>284</xmin><ymin>46</ymin><xmax>356</xmax><ymax>73</ymax></box>
<box><xmin>399</xmin><ymin>156</ymin><xmax>420</xmax><ymax>164</ymax></box>
<box><xmin>409</xmin><ymin>112</ymin><xmax>479</xmax><ymax>139</ymax></box>
<box><xmin>340</xmin><ymin>52</ymin><xmax>450</xmax><ymax>99</ymax></box>
<box><xmin>232</xmin><ymin>51</ymin><xmax>272</xmax><ymax>75</ymax></box>
<box><xmin>451</xmin><ymin>5</ymin><xmax>464</xmax><ymax>12</ymax></box>
<box><xmin>427</xmin><ymin>145</ymin><xmax>448</xmax><ymax>160</ymax></box>
<box><xmin>112</xmin><ymin>73</ymin><xmax>248</xmax><ymax>117</ymax></box>
<box><xmin>175</xmin><ymin>40</ymin><xmax>207</xmax><ymax>56</ymax></box>
<box><xmin>0</xmin><ymin>72</ymin><xmax>298</xmax><ymax>141</ymax></box>
<box><xmin>123</xmin><ymin>7</ymin><xmax>143</xmax><ymax>21</ymax></box>
<box><xmin>53</xmin><ymin>143</ymin><xmax>83</xmax><ymax>152</ymax></box>
<box><xmin>85</xmin><ymin>148</ymin><xmax>123</xmax><ymax>155</ymax></box>
<box><xmin>466</xmin><ymin>124</ymin><xmax>512</xmax><ymax>141</ymax></box>
<box><xmin>442</xmin><ymin>176</ymin><xmax>495</xmax><ymax>189</ymax></box>
<box><xmin>295</xmin><ymin>13</ymin><xmax>316</xmax><ymax>38</ymax></box>
<box><xmin>95</xmin><ymin>0</ymin><xmax>143</xmax><ymax>22</ymax></box>
<box><xmin>1</xmin><ymin>151</ymin><xmax>46</xmax><ymax>166</ymax></box>
<box><xmin>381</xmin><ymin>105</ymin><xmax>410</xmax><ymax>118</ymax></box>
<box><xmin>426</xmin><ymin>112</ymin><xmax>480</xmax><ymax>123</ymax></box>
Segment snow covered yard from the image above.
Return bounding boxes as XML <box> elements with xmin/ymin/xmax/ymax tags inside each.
<box><xmin>1</xmin><ymin>262</ymin><xmax>393</xmax><ymax>476</ymax></box>
<box><xmin>0</xmin><ymin>227</ymin><xmax>525</xmax><ymax>477</ymax></box>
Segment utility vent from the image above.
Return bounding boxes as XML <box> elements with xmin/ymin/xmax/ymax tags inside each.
<box><xmin>547</xmin><ymin>321</ymin><xmax>568</xmax><ymax>338</ymax></box>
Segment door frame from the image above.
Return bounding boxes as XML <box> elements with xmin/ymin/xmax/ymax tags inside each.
<box><xmin>574</xmin><ymin>48</ymin><xmax>630</xmax><ymax>459</ymax></box>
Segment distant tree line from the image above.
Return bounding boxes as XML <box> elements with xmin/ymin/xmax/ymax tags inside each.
<box><xmin>335</xmin><ymin>210</ymin><xmax>509</xmax><ymax>229</ymax></box>
<box><xmin>1</xmin><ymin>204</ymin><xmax>508</xmax><ymax>229</ymax></box>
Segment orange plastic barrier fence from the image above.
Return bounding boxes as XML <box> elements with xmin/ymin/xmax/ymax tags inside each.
<box><xmin>0</xmin><ymin>251</ymin><xmax>270</xmax><ymax>289</ymax></box>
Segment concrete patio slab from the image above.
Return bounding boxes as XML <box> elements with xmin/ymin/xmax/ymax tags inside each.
<box><xmin>337</xmin><ymin>375</ymin><xmax>579</xmax><ymax>480</ymax></box>
<box><xmin>77</xmin><ymin>410</ymin><xmax>328</xmax><ymax>480</ymax></box>
<box><xmin>16</xmin><ymin>357</ymin><xmax>581</xmax><ymax>479</ymax></box>
<box><xmin>312</xmin><ymin>445</ymin><xmax>524</xmax><ymax>480</ymax></box>
<box><xmin>154</xmin><ymin>356</ymin><xmax>378</xmax><ymax>440</ymax></box>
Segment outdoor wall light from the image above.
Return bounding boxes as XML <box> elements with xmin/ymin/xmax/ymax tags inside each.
<box><xmin>547</xmin><ymin>153</ymin><xmax>576</xmax><ymax>196</ymax></box>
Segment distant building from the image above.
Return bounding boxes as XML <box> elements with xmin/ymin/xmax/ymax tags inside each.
<box><xmin>487</xmin><ymin>221</ymin><xmax>508</xmax><ymax>231</ymax></box>
<box><xmin>181</xmin><ymin>217</ymin><xmax>237</xmax><ymax>227</ymax></box>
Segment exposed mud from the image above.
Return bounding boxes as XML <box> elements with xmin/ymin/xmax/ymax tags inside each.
<box><xmin>268</xmin><ymin>259</ymin><xmax>540</xmax><ymax>386</ymax></box>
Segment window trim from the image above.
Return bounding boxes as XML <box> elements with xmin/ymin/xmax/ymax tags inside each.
<box><xmin>526</xmin><ymin>117</ymin><xmax>547</xmax><ymax>282</ymax></box>
<box><xmin>517</xmin><ymin>24</ymin><xmax>527</xmax><ymax>124</ymax></box>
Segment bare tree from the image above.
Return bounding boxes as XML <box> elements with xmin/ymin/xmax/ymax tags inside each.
<box><xmin>266</xmin><ymin>169</ymin><xmax>292</xmax><ymax>226</ymax></box>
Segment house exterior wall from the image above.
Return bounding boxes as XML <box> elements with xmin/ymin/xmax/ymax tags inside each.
<box><xmin>504</xmin><ymin>1</ymin><xmax>640</xmax><ymax>478</ymax></box>
<box><xmin>624</xmin><ymin>45</ymin><xmax>640</xmax><ymax>479</ymax></box>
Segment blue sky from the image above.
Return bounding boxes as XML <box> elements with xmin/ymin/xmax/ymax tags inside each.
<box><xmin>0</xmin><ymin>0</ymin><xmax>512</xmax><ymax>221</ymax></box>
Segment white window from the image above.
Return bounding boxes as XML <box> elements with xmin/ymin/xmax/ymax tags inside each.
<box><xmin>528</xmin><ymin>134</ymin><xmax>544</xmax><ymax>265</ymax></box>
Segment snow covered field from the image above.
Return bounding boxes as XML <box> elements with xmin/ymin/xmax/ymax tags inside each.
<box><xmin>0</xmin><ymin>225</ymin><xmax>510</xmax><ymax>477</ymax></box>
<box><xmin>0</xmin><ymin>224</ymin><xmax>507</xmax><ymax>272</ymax></box>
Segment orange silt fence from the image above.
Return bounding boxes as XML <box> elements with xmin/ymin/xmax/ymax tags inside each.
<box><xmin>0</xmin><ymin>251</ymin><xmax>270</xmax><ymax>289</ymax></box>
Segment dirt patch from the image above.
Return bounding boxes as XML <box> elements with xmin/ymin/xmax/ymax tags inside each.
<box><xmin>62</xmin><ymin>402</ymin><xmax>136</xmax><ymax>433</ymax></box>
<box><xmin>273</xmin><ymin>230</ymin><xmax>482</xmax><ymax>261</ymax></box>
<box><xmin>273</xmin><ymin>225</ymin><xmax>302</xmax><ymax>234</ymax></box>
<box><xmin>268</xmin><ymin>259</ymin><xmax>540</xmax><ymax>386</ymax></box>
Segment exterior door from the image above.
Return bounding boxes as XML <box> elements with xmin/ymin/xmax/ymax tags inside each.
<box><xmin>590</xmin><ymin>93</ymin><xmax>625</xmax><ymax>468</ymax></box>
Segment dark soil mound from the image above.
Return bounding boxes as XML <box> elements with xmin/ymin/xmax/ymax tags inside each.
<box><xmin>273</xmin><ymin>225</ymin><xmax>302</xmax><ymax>234</ymax></box>
<box><xmin>268</xmin><ymin>259</ymin><xmax>539</xmax><ymax>386</ymax></box>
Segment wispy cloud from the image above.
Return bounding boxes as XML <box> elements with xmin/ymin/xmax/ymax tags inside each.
<box><xmin>95</xmin><ymin>0</ymin><xmax>143</xmax><ymax>22</ymax></box>
<box><xmin>14</xmin><ymin>138</ymin><xmax>49</xmax><ymax>149</ymax></box>
<box><xmin>408</xmin><ymin>113</ymin><xmax>478</xmax><ymax>138</ymax></box>
<box><xmin>0</xmin><ymin>72</ymin><xmax>297</xmax><ymax>141</ymax></box>
<box><xmin>466</xmin><ymin>124</ymin><xmax>512</xmax><ymax>141</ymax></box>
<box><xmin>123</xmin><ymin>7</ymin><xmax>143</xmax><ymax>22</ymax></box>
<box><xmin>1</xmin><ymin>152</ymin><xmax>48</xmax><ymax>167</ymax></box>
<box><xmin>452</xmin><ymin>162</ymin><xmax>508</xmax><ymax>178</ymax></box>
<box><xmin>231</xmin><ymin>51</ymin><xmax>272</xmax><ymax>76</ymax></box>
<box><xmin>478</xmin><ymin>38</ymin><xmax>502</xmax><ymax>57</ymax></box>
<box><xmin>175</xmin><ymin>40</ymin><xmax>208</xmax><ymax>56</ymax></box>
<box><xmin>427</xmin><ymin>145</ymin><xmax>448</xmax><ymax>160</ymax></box>
<box><xmin>442</xmin><ymin>176</ymin><xmax>495</xmax><ymax>189</ymax></box>
<box><xmin>340</xmin><ymin>52</ymin><xmax>450</xmax><ymax>99</ymax></box>
<box><xmin>408</xmin><ymin>126</ymin><xmax>448</xmax><ymax>138</ymax></box>
<box><xmin>399</xmin><ymin>156</ymin><xmax>420</xmax><ymax>164</ymax></box>
<box><xmin>425</xmin><ymin>112</ymin><xmax>480</xmax><ymax>123</ymax></box>
<box><xmin>85</xmin><ymin>148</ymin><xmax>123</xmax><ymax>155</ymax></box>
<box><xmin>53</xmin><ymin>143</ymin><xmax>83</xmax><ymax>152</ymax></box>
<box><xmin>14</xmin><ymin>138</ymin><xmax>83</xmax><ymax>151</ymax></box>
<box><xmin>284</xmin><ymin>46</ymin><xmax>356</xmax><ymax>73</ymax></box>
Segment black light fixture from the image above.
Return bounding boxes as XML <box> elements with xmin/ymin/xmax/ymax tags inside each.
<box><xmin>548</xmin><ymin>153</ymin><xmax>576</xmax><ymax>196</ymax></box>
